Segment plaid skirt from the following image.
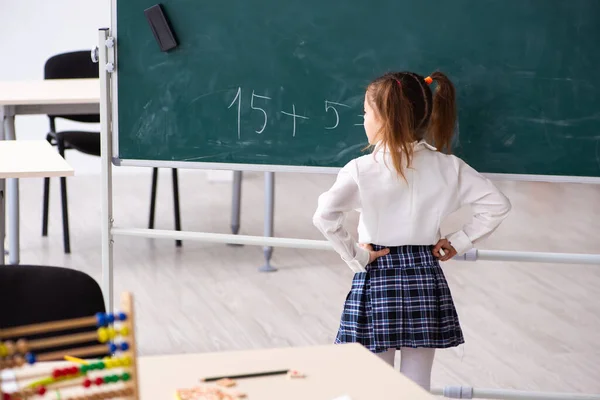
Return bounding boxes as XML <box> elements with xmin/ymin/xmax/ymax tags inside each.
<box><xmin>335</xmin><ymin>244</ymin><xmax>464</xmax><ymax>353</ymax></box>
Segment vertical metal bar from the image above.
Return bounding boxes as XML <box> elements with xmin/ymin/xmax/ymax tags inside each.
<box><xmin>99</xmin><ymin>28</ymin><xmax>115</xmax><ymax>311</ymax></box>
<box><xmin>5</xmin><ymin>111</ymin><xmax>18</xmax><ymax>264</ymax></box>
<box><xmin>231</xmin><ymin>170</ymin><xmax>242</xmax><ymax>235</ymax></box>
<box><xmin>259</xmin><ymin>171</ymin><xmax>277</xmax><ymax>272</ymax></box>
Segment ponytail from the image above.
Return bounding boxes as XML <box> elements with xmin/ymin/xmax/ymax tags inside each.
<box><xmin>370</xmin><ymin>76</ymin><xmax>416</xmax><ymax>181</ymax></box>
<box><xmin>428</xmin><ymin>71</ymin><xmax>457</xmax><ymax>154</ymax></box>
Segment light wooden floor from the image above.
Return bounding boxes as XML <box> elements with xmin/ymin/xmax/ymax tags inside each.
<box><xmin>10</xmin><ymin>169</ymin><xmax>600</xmax><ymax>395</ymax></box>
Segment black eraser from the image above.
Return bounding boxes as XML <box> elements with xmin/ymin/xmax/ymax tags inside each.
<box><xmin>144</xmin><ymin>4</ymin><xmax>178</xmax><ymax>52</ymax></box>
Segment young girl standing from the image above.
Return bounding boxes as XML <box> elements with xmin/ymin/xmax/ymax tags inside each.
<box><xmin>313</xmin><ymin>71</ymin><xmax>511</xmax><ymax>391</ymax></box>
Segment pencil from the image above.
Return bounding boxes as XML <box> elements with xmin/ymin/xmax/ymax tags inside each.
<box><xmin>200</xmin><ymin>369</ymin><xmax>289</xmax><ymax>382</ymax></box>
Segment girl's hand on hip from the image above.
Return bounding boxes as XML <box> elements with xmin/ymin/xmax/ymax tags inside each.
<box><xmin>433</xmin><ymin>239</ymin><xmax>457</xmax><ymax>261</ymax></box>
<box><xmin>359</xmin><ymin>243</ymin><xmax>390</xmax><ymax>264</ymax></box>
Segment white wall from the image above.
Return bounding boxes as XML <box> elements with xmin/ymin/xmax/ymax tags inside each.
<box><xmin>0</xmin><ymin>0</ymin><xmax>232</xmax><ymax>180</ymax></box>
<box><xmin>0</xmin><ymin>0</ymin><xmax>110</xmax><ymax>175</ymax></box>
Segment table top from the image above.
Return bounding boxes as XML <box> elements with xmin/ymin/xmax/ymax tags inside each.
<box><xmin>0</xmin><ymin>79</ymin><xmax>99</xmax><ymax>106</ymax></box>
<box><xmin>0</xmin><ymin>140</ymin><xmax>74</xmax><ymax>179</ymax></box>
<box><xmin>137</xmin><ymin>344</ymin><xmax>434</xmax><ymax>400</ymax></box>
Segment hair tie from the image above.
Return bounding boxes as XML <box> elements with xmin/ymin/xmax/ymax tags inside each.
<box><xmin>424</xmin><ymin>76</ymin><xmax>433</xmax><ymax>85</ymax></box>
<box><xmin>394</xmin><ymin>78</ymin><xmax>402</xmax><ymax>88</ymax></box>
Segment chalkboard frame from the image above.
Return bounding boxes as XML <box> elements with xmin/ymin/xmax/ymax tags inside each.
<box><xmin>109</xmin><ymin>0</ymin><xmax>600</xmax><ymax>184</ymax></box>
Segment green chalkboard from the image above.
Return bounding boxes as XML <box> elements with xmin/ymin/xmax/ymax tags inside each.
<box><xmin>115</xmin><ymin>0</ymin><xmax>600</xmax><ymax>178</ymax></box>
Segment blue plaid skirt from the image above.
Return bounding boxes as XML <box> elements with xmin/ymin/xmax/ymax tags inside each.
<box><xmin>335</xmin><ymin>244</ymin><xmax>464</xmax><ymax>353</ymax></box>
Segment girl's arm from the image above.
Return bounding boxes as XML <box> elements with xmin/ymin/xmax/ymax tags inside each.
<box><xmin>313</xmin><ymin>161</ymin><xmax>370</xmax><ymax>272</ymax></box>
<box><xmin>447</xmin><ymin>158</ymin><xmax>512</xmax><ymax>256</ymax></box>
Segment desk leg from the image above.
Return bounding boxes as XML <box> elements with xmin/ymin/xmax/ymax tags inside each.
<box><xmin>260</xmin><ymin>171</ymin><xmax>277</xmax><ymax>272</ymax></box>
<box><xmin>0</xmin><ymin>178</ymin><xmax>5</xmax><ymax>266</ymax></box>
<box><xmin>0</xmin><ymin>107</ymin><xmax>4</xmax><ymax>265</ymax></box>
<box><xmin>5</xmin><ymin>115</ymin><xmax>19</xmax><ymax>265</ymax></box>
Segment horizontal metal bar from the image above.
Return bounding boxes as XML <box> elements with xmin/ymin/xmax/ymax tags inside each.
<box><xmin>432</xmin><ymin>386</ymin><xmax>600</xmax><ymax>400</ymax></box>
<box><xmin>13</xmin><ymin>103</ymin><xmax>99</xmax><ymax>116</ymax></box>
<box><xmin>111</xmin><ymin>228</ymin><xmax>333</xmax><ymax>250</ymax></box>
<box><xmin>112</xmin><ymin>228</ymin><xmax>600</xmax><ymax>266</ymax></box>
<box><xmin>115</xmin><ymin>159</ymin><xmax>340</xmax><ymax>174</ymax></box>
<box><xmin>477</xmin><ymin>249</ymin><xmax>600</xmax><ymax>265</ymax></box>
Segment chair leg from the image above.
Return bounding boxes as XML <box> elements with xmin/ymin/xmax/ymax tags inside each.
<box><xmin>172</xmin><ymin>168</ymin><xmax>182</xmax><ymax>247</ymax></box>
<box><xmin>42</xmin><ymin>177</ymin><xmax>50</xmax><ymax>236</ymax></box>
<box><xmin>42</xmin><ymin>132</ymin><xmax>54</xmax><ymax>237</ymax></box>
<box><xmin>148</xmin><ymin>168</ymin><xmax>158</xmax><ymax>229</ymax></box>
<box><xmin>57</xmin><ymin>138</ymin><xmax>71</xmax><ymax>254</ymax></box>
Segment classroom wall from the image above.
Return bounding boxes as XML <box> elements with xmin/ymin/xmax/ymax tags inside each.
<box><xmin>0</xmin><ymin>0</ymin><xmax>110</xmax><ymax>175</ymax></box>
<box><xmin>0</xmin><ymin>0</ymin><xmax>233</xmax><ymax>181</ymax></box>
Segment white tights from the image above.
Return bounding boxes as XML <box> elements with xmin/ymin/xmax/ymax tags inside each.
<box><xmin>376</xmin><ymin>348</ymin><xmax>435</xmax><ymax>391</ymax></box>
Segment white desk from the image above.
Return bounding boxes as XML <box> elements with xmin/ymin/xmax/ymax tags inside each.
<box><xmin>0</xmin><ymin>78</ymin><xmax>98</xmax><ymax>264</ymax></box>
<box><xmin>139</xmin><ymin>343</ymin><xmax>434</xmax><ymax>400</ymax></box>
<box><xmin>0</xmin><ymin>140</ymin><xmax>74</xmax><ymax>264</ymax></box>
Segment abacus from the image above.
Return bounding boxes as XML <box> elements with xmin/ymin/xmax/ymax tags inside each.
<box><xmin>0</xmin><ymin>293</ymin><xmax>139</xmax><ymax>400</ymax></box>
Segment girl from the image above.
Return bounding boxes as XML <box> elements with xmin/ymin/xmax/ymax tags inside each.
<box><xmin>312</xmin><ymin>71</ymin><xmax>511</xmax><ymax>391</ymax></box>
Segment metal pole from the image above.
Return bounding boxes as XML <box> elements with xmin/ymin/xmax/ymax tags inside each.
<box><xmin>432</xmin><ymin>386</ymin><xmax>600</xmax><ymax>400</ymax></box>
<box><xmin>0</xmin><ymin>106</ymin><xmax>5</xmax><ymax>265</ymax></box>
<box><xmin>260</xmin><ymin>171</ymin><xmax>277</xmax><ymax>272</ymax></box>
<box><xmin>228</xmin><ymin>170</ymin><xmax>243</xmax><ymax>246</ymax></box>
<box><xmin>98</xmin><ymin>28</ymin><xmax>115</xmax><ymax>311</ymax></box>
<box><xmin>5</xmin><ymin>111</ymin><xmax>18</xmax><ymax>264</ymax></box>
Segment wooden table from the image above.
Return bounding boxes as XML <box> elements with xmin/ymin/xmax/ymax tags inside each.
<box><xmin>137</xmin><ymin>344</ymin><xmax>434</xmax><ymax>400</ymax></box>
<box><xmin>0</xmin><ymin>78</ymin><xmax>98</xmax><ymax>264</ymax></box>
<box><xmin>0</xmin><ymin>140</ymin><xmax>74</xmax><ymax>264</ymax></box>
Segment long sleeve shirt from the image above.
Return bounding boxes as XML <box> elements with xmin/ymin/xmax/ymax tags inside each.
<box><xmin>313</xmin><ymin>140</ymin><xmax>512</xmax><ymax>272</ymax></box>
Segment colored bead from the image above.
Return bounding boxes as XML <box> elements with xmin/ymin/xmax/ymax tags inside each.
<box><xmin>0</xmin><ymin>344</ymin><xmax>7</xmax><ymax>357</ymax></box>
<box><xmin>119</xmin><ymin>326</ymin><xmax>130</xmax><ymax>336</ymax></box>
<box><xmin>83</xmin><ymin>378</ymin><xmax>92</xmax><ymax>388</ymax></box>
<box><xmin>103</xmin><ymin>375</ymin><xmax>112</xmax><ymax>384</ymax></box>
<box><xmin>13</xmin><ymin>355</ymin><xmax>25</xmax><ymax>367</ymax></box>
<box><xmin>107</xmin><ymin>327</ymin><xmax>116</xmax><ymax>340</ymax></box>
<box><xmin>16</xmin><ymin>339</ymin><xmax>28</xmax><ymax>354</ymax></box>
<box><xmin>95</xmin><ymin>377</ymin><xmax>104</xmax><ymax>386</ymax></box>
<box><xmin>53</xmin><ymin>368</ymin><xmax>62</xmax><ymax>378</ymax></box>
<box><xmin>25</xmin><ymin>352</ymin><xmax>36</xmax><ymax>365</ymax></box>
<box><xmin>122</xmin><ymin>372</ymin><xmax>131</xmax><ymax>382</ymax></box>
<box><xmin>106</xmin><ymin>313</ymin><xmax>115</xmax><ymax>323</ymax></box>
<box><xmin>97</xmin><ymin>327</ymin><xmax>109</xmax><ymax>343</ymax></box>
<box><xmin>120</xmin><ymin>342</ymin><xmax>129</xmax><ymax>351</ymax></box>
<box><xmin>123</xmin><ymin>356</ymin><xmax>132</xmax><ymax>366</ymax></box>
<box><xmin>108</xmin><ymin>342</ymin><xmax>117</xmax><ymax>353</ymax></box>
<box><xmin>117</xmin><ymin>312</ymin><xmax>127</xmax><ymax>321</ymax></box>
<box><xmin>81</xmin><ymin>364</ymin><xmax>89</xmax><ymax>373</ymax></box>
<box><xmin>96</xmin><ymin>312</ymin><xmax>107</xmax><ymax>327</ymax></box>
<box><xmin>38</xmin><ymin>386</ymin><xmax>47</xmax><ymax>395</ymax></box>
<box><xmin>3</xmin><ymin>392</ymin><xmax>11</xmax><ymax>400</ymax></box>
<box><xmin>4</xmin><ymin>341</ymin><xmax>15</xmax><ymax>356</ymax></box>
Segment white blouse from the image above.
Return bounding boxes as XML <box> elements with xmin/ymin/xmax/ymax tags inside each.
<box><xmin>312</xmin><ymin>141</ymin><xmax>512</xmax><ymax>272</ymax></box>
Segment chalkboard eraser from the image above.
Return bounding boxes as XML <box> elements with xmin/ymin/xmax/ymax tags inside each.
<box><xmin>144</xmin><ymin>4</ymin><xmax>178</xmax><ymax>52</ymax></box>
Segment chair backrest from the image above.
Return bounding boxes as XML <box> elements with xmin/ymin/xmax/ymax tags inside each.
<box><xmin>0</xmin><ymin>265</ymin><xmax>107</xmax><ymax>360</ymax></box>
<box><xmin>44</xmin><ymin>50</ymin><xmax>100</xmax><ymax>123</ymax></box>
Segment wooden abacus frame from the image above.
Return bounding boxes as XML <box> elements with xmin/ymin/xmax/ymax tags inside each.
<box><xmin>0</xmin><ymin>292</ymin><xmax>139</xmax><ymax>400</ymax></box>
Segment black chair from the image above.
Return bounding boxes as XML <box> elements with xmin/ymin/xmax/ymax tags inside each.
<box><xmin>0</xmin><ymin>265</ymin><xmax>108</xmax><ymax>360</ymax></box>
<box><xmin>42</xmin><ymin>50</ymin><xmax>182</xmax><ymax>253</ymax></box>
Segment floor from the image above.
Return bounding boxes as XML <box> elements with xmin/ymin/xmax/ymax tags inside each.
<box><xmin>10</xmin><ymin>168</ymin><xmax>600</xmax><ymax>396</ymax></box>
